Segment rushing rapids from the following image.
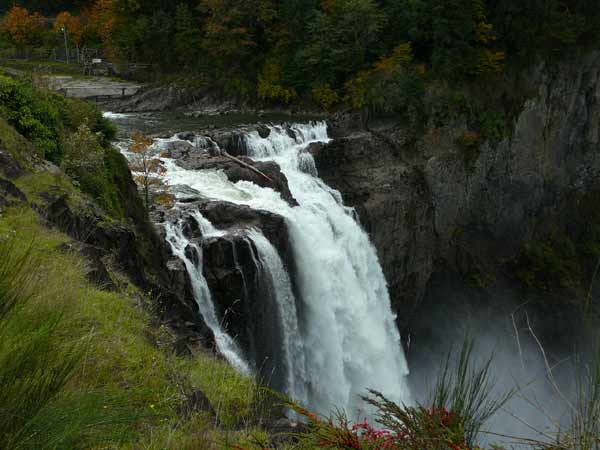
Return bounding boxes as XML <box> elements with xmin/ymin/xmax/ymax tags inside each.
<box><xmin>124</xmin><ymin>121</ymin><xmax>411</xmax><ymax>417</ymax></box>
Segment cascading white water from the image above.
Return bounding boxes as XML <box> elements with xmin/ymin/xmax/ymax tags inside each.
<box><xmin>164</xmin><ymin>212</ymin><xmax>252</xmax><ymax>375</ymax></box>
<box><xmin>246</xmin><ymin>229</ymin><xmax>308</xmax><ymax>406</ymax></box>
<box><xmin>159</xmin><ymin>121</ymin><xmax>412</xmax><ymax>417</ymax></box>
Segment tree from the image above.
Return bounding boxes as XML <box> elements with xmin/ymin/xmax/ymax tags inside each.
<box><xmin>199</xmin><ymin>0</ymin><xmax>277</xmax><ymax>81</ymax></box>
<box><xmin>54</xmin><ymin>10</ymin><xmax>83</xmax><ymax>55</ymax></box>
<box><xmin>0</xmin><ymin>6</ymin><xmax>46</xmax><ymax>49</ymax></box>
<box><xmin>61</xmin><ymin>122</ymin><xmax>104</xmax><ymax>175</ymax></box>
<box><xmin>382</xmin><ymin>0</ymin><xmax>503</xmax><ymax>78</ymax></box>
<box><xmin>128</xmin><ymin>131</ymin><xmax>164</xmax><ymax>209</ymax></box>
<box><xmin>301</xmin><ymin>0</ymin><xmax>386</xmax><ymax>86</ymax></box>
<box><xmin>199</xmin><ymin>0</ymin><xmax>257</xmax><ymax>71</ymax></box>
<box><xmin>174</xmin><ymin>3</ymin><xmax>203</xmax><ymax>68</ymax></box>
<box><xmin>83</xmin><ymin>0</ymin><xmax>116</xmax><ymax>49</ymax></box>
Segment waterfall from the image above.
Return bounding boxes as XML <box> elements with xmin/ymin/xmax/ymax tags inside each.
<box><xmin>164</xmin><ymin>212</ymin><xmax>252</xmax><ymax>376</ymax></box>
<box><xmin>159</xmin><ymin>121</ymin><xmax>411</xmax><ymax>418</ymax></box>
<box><xmin>246</xmin><ymin>229</ymin><xmax>308</xmax><ymax>406</ymax></box>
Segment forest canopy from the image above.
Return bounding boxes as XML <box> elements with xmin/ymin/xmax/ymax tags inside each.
<box><xmin>1</xmin><ymin>0</ymin><xmax>598</xmax><ymax>109</ymax></box>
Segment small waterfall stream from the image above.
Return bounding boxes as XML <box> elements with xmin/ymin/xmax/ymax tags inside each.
<box><xmin>164</xmin><ymin>212</ymin><xmax>252</xmax><ymax>375</ymax></box>
<box><xmin>139</xmin><ymin>121</ymin><xmax>411</xmax><ymax>417</ymax></box>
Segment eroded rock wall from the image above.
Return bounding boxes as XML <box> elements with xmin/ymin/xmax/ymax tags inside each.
<box><xmin>316</xmin><ymin>52</ymin><xmax>600</xmax><ymax>337</ymax></box>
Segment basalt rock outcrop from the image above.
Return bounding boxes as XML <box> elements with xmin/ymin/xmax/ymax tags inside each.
<box><xmin>168</xmin><ymin>199</ymin><xmax>293</xmax><ymax>389</ymax></box>
<box><xmin>316</xmin><ymin>52</ymin><xmax>600</xmax><ymax>347</ymax></box>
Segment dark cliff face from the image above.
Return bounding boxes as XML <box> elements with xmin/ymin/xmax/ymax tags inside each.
<box><xmin>166</xmin><ymin>200</ymin><xmax>293</xmax><ymax>390</ymax></box>
<box><xmin>315</xmin><ymin>52</ymin><xmax>600</xmax><ymax>349</ymax></box>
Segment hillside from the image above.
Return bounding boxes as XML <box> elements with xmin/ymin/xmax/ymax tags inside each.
<box><xmin>0</xmin><ymin>73</ymin><xmax>275</xmax><ymax>449</ymax></box>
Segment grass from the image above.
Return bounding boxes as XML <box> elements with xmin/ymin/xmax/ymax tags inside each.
<box><xmin>0</xmin><ymin>117</ymin><xmax>38</xmax><ymax>168</ymax></box>
<box><xmin>0</xmin><ymin>206</ymin><xmax>264</xmax><ymax>449</ymax></box>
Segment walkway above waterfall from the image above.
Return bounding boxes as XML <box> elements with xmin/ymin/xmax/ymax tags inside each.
<box><xmin>47</xmin><ymin>75</ymin><xmax>142</xmax><ymax>101</ymax></box>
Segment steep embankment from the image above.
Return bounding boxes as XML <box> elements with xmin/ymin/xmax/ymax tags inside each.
<box><xmin>0</xmin><ymin>80</ymin><xmax>285</xmax><ymax>448</ymax></box>
<box><xmin>315</xmin><ymin>52</ymin><xmax>600</xmax><ymax>354</ymax></box>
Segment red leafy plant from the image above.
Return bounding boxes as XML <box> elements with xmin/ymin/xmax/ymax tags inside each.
<box><xmin>282</xmin><ymin>399</ymin><xmax>479</xmax><ymax>450</ymax></box>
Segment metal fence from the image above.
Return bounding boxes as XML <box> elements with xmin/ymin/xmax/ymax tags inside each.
<box><xmin>0</xmin><ymin>47</ymin><xmax>103</xmax><ymax>65</ymax></box>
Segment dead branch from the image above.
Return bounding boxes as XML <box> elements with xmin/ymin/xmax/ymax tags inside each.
<box><xmin>222</xmin><ymin>151</ymin><xmax>274</xmax><ymax>183</ymax></box>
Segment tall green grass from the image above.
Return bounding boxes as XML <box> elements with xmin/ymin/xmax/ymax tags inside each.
<box><xmin>0</xmin><ymin>207</ymin><xmax>267</xmax><ymax>449</ymax></box>
<box><xmin>0</xmin><ymin>233</ymin><xmax>144</xmax><ymax>449</ymax></box>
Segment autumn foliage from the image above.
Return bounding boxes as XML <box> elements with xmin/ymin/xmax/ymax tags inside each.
<box><xmin>1</xmin><ymin>6</ymin><xmax>45</xmax><ymax>47</ymax></box>
<box><xmin>53</xmin><ymin>11</ymin><xmax>83</xmax><ymax>46</ymax></box>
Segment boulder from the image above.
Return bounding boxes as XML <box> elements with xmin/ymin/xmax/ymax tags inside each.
<box><xmin>208</xmin><ymin>130</ymin><xmax>249</xmax><ymax>157</ymax></box>
<box><xmin>164</xmin><ymin>140</ymin><xmax>196</xmax><ymax>159</ymax></box>
<box><xmin>178</xmin><ymin>131</ymin><xmax>196</xmax><ymax>142</ymax></box>
<box><xmin>0</xmin><ymin>148</ymin><xmax>23</xmax><ymax>179</ymax></box>
<box><xmin>173</xmin><ymin>202</ymin><xmax>293</xmax><ymax>390</ymax></box>
<box><xmin>196</xmin><ymin>201</ymin><xmax>291</xmax><ymax>259</ymax></box>
<box><xmin>0</xmin><ymin>178</ymin><xmax>26</xmax><ymax>207</ymax></box>
<box><xmin>257</xmin><ymin>123</ymin><xmax>271</xmax><ymax>139</ymax></box>
<box><xmin>175</xmin><ymin>154</ymin><xmax>298</xmax><ymax>206</ymax></box>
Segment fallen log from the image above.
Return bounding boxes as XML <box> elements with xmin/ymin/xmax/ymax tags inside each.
<box><xmin>222</xmin><ymin>151</ymin><xmax>274</xmax><ymax>183</ymax></box>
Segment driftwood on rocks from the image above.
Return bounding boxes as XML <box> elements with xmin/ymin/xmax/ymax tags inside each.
<box><xmin>222</xmin><ymin>151</ymin><xmax>274</xmax><ymax>183</ymax></box>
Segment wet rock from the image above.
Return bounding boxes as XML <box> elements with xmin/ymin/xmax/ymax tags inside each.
<box><xmin>315</xmin><ymin>134</ymin><xmax>435</xmax><ymax>323</ymax></box>
<box><xmin>196</xmin><ymin>201</ymin><xmax>291</xmax><ymax>258</ymax></box>
<box><xmin>304</xmin><ymin>141</ymin><xmax>325</xmax><ymax>158</ymax></box>
<box><xmin>171</xmin><ymin>201</ymin><xmax>293</xmax><ymax>388</ymax></box>
<box><xmin>257</xmin><ymin>123</ymin><xmax>271</xmax><ymax>139</ymax></box>
<box><xmin>285</xmin><ymin>127</ymin><xmax>296</xmax><ymax>140</ymax></box>
<box><xmin>163</xmin><ymin>140</ymin><xmax>195</xmax><ymax>159</ymax></box>
<box><xmin>318</xmin><ymin>51</ymin><xmax>600</xmax><ymax>338</ymax></box>
<box><xmin>202</xmin><ymin>232</ymin><xmax>288</xmax><ymax>390</ymax></box>
<box><xmin>178</xmin><ymin>131</ymin><xmax>196</xmax><ymax>143</ymax></box>
<box><xmin>267</xmin><ymin>418</ymin><xmax>310</xmax><ymax>449</ymax></box>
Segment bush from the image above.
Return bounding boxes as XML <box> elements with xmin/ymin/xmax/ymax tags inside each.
<box><xmin>61</xmin><ymin>123</ymin><xmax>105</xmax><ymax>175</ymax></box>
<box><xmin>0</xmin><ymin>74</ymin><xmax>62</xmax><ymax>163</ymax></box>
<box><xmin>257</xmin><ymin>62</ymin><xmax>297</xmax><ymax>104</ymax></box>
<box><xmin>455</xmin><ymin>130</ymin><xmax>481</xmax><ymax>169</ymax></box>
<box><xmin>311</xmin><ymin>84</ymin><xmax>340</xmax><ymax>110</ymax></box>
<box><xmin>0</xmin><ymin>76</ymin><xmax>116</xmax><ymax>165</ymax></box>
<box><xmin>229</xmin><ymin>339</ymin><xmax>511</xmax><ymax>450</ymax></box>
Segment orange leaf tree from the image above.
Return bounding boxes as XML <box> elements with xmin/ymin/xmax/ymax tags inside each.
<box><xmin>128</xmin><ymin>131</ymin><xmax>165</xmax><ymax>208</ymax></box>
<box><xmin>54</xmin><ymin>11</ymin><xmax>83</xmax><ymax>47</ymax></box>
<box><xmin>1</xmin><ymin>6</ymin><xmax>46</xmax><ymax>49</ymax></box>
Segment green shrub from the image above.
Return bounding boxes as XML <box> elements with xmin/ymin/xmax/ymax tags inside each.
<box><xmin>60</xmin><ymin>97</ymin><xmax>116</xmax><ymax>146</ymax></box>
<box><xmin>475</xmin><ymin>110</ymin><xmax>507</xmax><ymax>143</ymax></box>
<box><xmin>231</xmin><ymin>339</ymin><xmax>510</xmax><ymax>450</ymax></box>
<box><xmin>0</xmin><ymin>75</ymin><xmax>62</xmax><ymax>163</ymax></box>
<box><xmin>61</xmin><ymin>123</ymin><xmax>105</xmax><ymax>175</ymax></box>
<box><xmin>311</xmin><ymin>84</ymin><xmax>341</xmax><ymax>110</ymax></box>
<box><xmin>0</xmin><ymin>76</ymin><xmax>116</xmax><ymax>165</ymax></box>
<box><xmin>257</xmin><ymin>62</ymin><xmax>297</xmax><ymax>104</ymax></box>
